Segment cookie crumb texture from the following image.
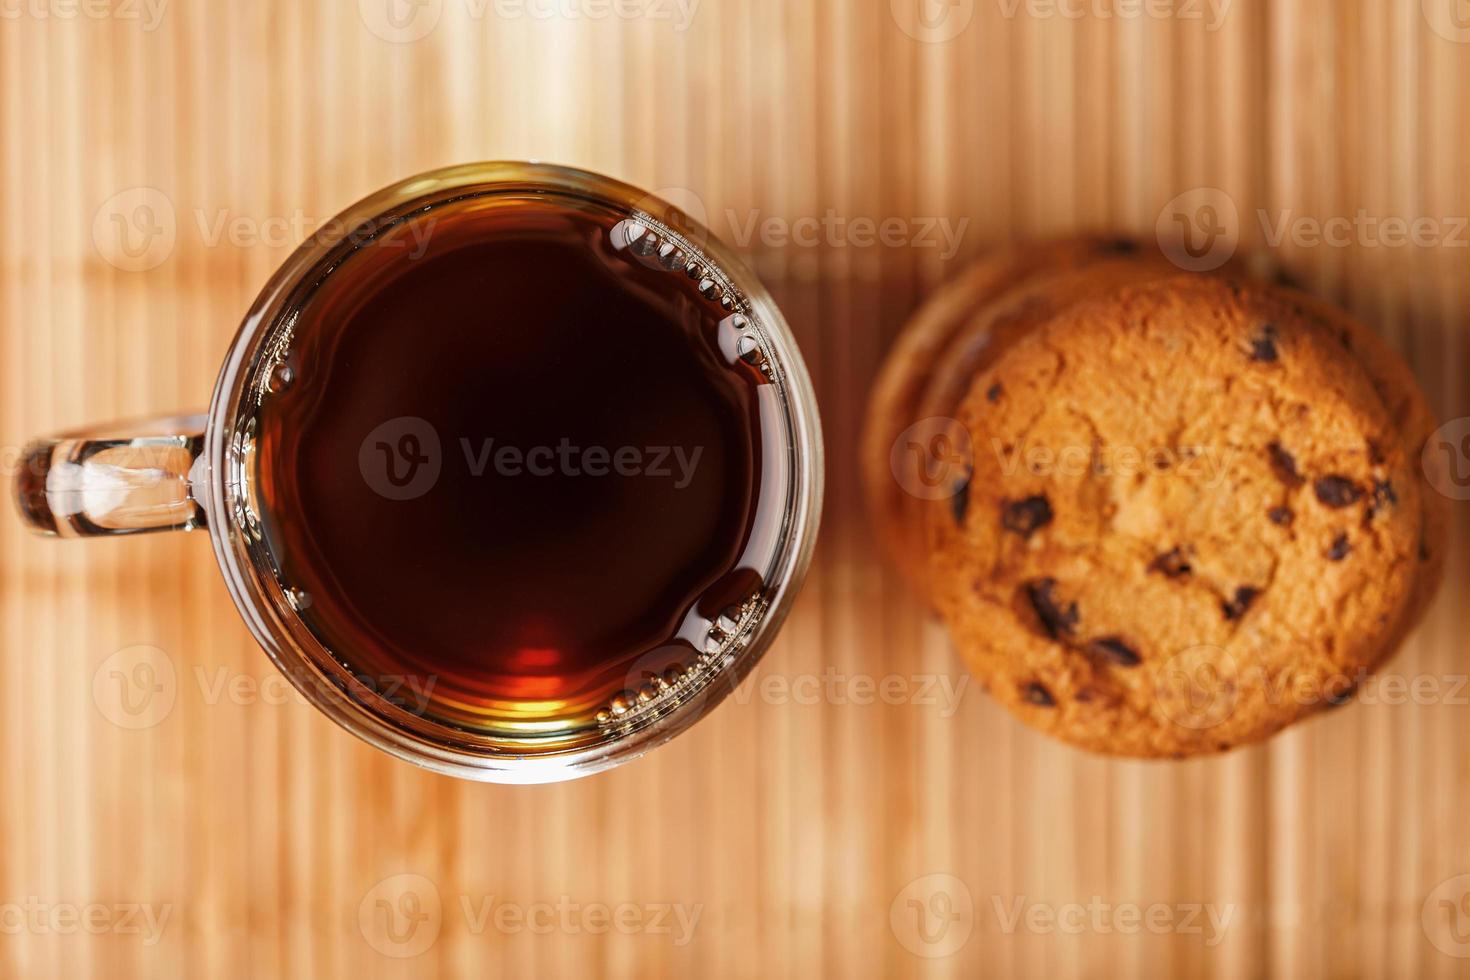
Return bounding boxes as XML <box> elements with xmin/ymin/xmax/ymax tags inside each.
<box><xmin>860</xmin><ymin>237</ymin><xmax>1189</xmax><ymax>598</ymax></box>
<box><xmin>927</xmin><ymin>275</ymin><xmax>1439</xmax><ymax>758</ymax></box>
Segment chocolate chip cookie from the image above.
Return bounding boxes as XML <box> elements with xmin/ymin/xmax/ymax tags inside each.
<box><xmin>906</xmin><ymin>258</ymin><xmax>1190</xmax><ymax>597</ymax></box>
<box><xmin>862</xmin><ymin>236</ymin><xmax>1163</xmax><ymax>594</ymax></box>
<box><xmin>1284</xmin><ymin>291</ymin><xmax>1449</xmax><ymax>627</ymax></box>
<box><xmin>929</xmin><ymin>275</ymin><xmax>1436</xmax><ymax>757</ymax></box>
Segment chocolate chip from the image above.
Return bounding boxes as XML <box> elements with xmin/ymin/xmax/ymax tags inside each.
<box><xmin>1365</xmin><ymin>479</ymin><xmax>1397</xmax><ymax>521</ymax></box>
<box><xmin>1367</xmin><ymin>440</ymin><xmax>1385</xmax><ymax>465</ymax></box>
<box><xmin>1097</xmin><ymin>238</ymin><xmax>1141</xmax><ymax>255</ymax></box>
<box><xmin>1314</xmin><ymin>476</ymin><xmax>1364</xmax><ymax>508</ymax></box>
<box><xmin>1088</xmin><ymin>636</ymin><xmax>1142</xmax><ymax>667</ymax></box>
<box><xmin>1002</xmin><ymin>495</ymin><xmax>1054</xmax><ymax>538</ymax></box>
<box><xmin>1222</xmin><ymin>586</ymin><xmax>1260</xmax><ymax>621</ymax></box>
<box><xmin>1268</xmin><ymin>506</ymin><xmax>1295</xmax><ymax>527</ymax></box>
<box><xmin>1325</xmin><ymin>682</ymin><xmax>1357</xmax><ymax>707</ymax></box>
<box><xmin>1268</xmin><ymin>442</ymin><xmax>1304</xmax><ymax>486</ymax></box>
<box><xmin>951</xmin><ymin>473</ymin><xmax>971</xmax><ymax>525</ymax></box>
<box><xmin>1076</xmin><ymin>688</ymin><xmax>1096</xmax><ymax>703</ymax></box>
<box><xmin>1022</xmin><ymin>682</ymin><xmax>1056</xmax><ymax>707</ymax></box>
<box><xmin>986</xmin><ymin>382</ymin><xmax>1004</xmax><ymax>403</ymax></box>
<box><xmin>1025</xmin><ymin>578</ymin><xmax>1079</xmax><ymax>640</ymax></box>
<box><xmin>1150</xmin><ymin>547</ymin><xmax>1193</xmax><ymax>579</ymax></box>
<box><xmin>1250</xmin><ymin>324</ymin><xmax>1279</xmax><ymax>363</ymax></box>
<box><xmin>1327</xmin><ymin>533</ymin><xmax>1351</xmax><ymax>561</ymax></box>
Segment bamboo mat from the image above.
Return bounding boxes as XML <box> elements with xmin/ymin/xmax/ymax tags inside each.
<box><xmin>2</xmin><ymin>1</ymin><xmax>1468</xmax><ymax>977</ymax></box>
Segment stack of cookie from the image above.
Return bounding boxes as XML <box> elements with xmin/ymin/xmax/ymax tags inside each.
<box><xmin>863</xmin><ymin>237</ymin><xmax>1448</xmax><ymax>757</ymax></box>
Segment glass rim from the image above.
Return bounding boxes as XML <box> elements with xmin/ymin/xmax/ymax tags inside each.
<box><xmin>199</xmin><ymin>161</ymin><xmax>825</xmax><ymax>783</ymax></box>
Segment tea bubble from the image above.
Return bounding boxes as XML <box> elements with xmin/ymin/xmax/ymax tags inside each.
<box><xmin>267</xmin><ymin>362</ymin><xmax>295</xmax><ymax>394</ymax></box>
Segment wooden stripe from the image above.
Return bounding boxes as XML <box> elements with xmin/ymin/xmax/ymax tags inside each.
<box><xmin>2</xmin><ymin>1</ymin><xmax>1468</xmax><ymax>975</ymax></box>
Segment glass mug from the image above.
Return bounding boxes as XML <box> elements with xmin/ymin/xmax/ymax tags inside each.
<box><xmin>15</xmin><ymin>162</ymin><xmax>824</xmax><ymax>783</ymax></box>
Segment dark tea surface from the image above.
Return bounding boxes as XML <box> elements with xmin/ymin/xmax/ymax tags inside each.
<box><xmin>252</xmin><ymin>193</ymin><xmax>777</xmax><ymax>738</ymax></box>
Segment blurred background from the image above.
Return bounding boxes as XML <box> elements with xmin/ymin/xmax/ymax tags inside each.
<box><xmin>2</xmin><ymin>0</ymin><xmax>1469</xmax><ymax>976</ymax></box>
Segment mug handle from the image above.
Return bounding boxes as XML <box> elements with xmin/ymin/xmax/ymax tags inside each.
<box><xmin>14</xmin><ymin>414</ymin><xmax>209</xmax><ymax>537</ymax></box>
